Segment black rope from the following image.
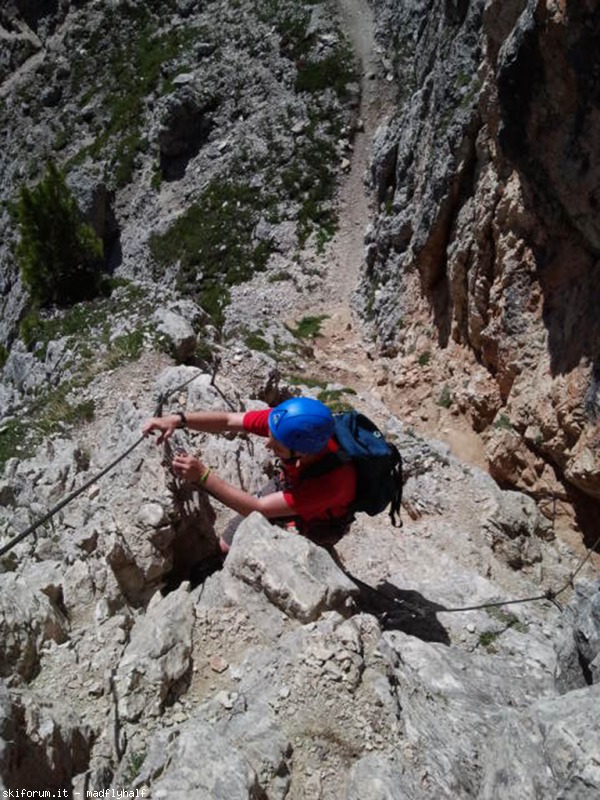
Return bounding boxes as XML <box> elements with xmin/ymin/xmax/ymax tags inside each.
<box><xmin>0</xmin><ymin>369</ymin><xmax>205</xmax><ymax>560</ymax></box>
<box><xmin>341</xmin><ymin>532</ymin><xmax>600</xmax><ymax>620</ymax></box>
<box><xmin>441</xmin><ymin>532</ymin><xmax>600</xmax><ymax>614</ymax></box>
<box><xmin>0</xmin><ymin>435</ymin><xmax>145</xmax><ymax>558</ymax></box>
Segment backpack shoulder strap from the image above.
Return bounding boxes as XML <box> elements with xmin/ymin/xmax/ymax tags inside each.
<box><xmin>301</xmin><ymin>448</ymin><xmax>349</xmax><ymax>481</ymax></box>
<box><xmin>388</xmin><ymin>441</ymin><xmax>403</xmax><ymax>527</ymax></box>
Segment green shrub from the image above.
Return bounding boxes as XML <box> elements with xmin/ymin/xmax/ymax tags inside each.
<box><xmin>317</xmin><ymin>387</ymin><xmax>356</xmax><ymax>413</ymax></box>
<box><xmin>437</xmin><ymin>385</ymin><xmax>452</xmax><ymax>408</ymax></box>
<box><xmin>14</xmin><ymin>162</ymin><xmax>104</xmax><ymax>307</ymax></box>
<box><xmin>244</xmin><ymin>332</ymin><xmax>271</xmax><ymax>353</ymax></box>
<box><xmin>0</xmin><ymin>419</ymin><xmax>31</xmax><ymax>470</ymax></box>
<box><xmin>288</xmin><ymin>314</ymin><xmax>329</xmax><ymax>339</ymax></box>
<box><xmin>0</xmin><ymin>344</ymin><xmax>7</xmax><ymax>370</ymax></box>
<box><xmin>268</xmin><ymin>270</ymin><xmax>292</xmax><ymax>283</ymax></box>
<box><xmin>296</xmin><ymin>48</ymin><xmax>357</xmax><ymax>96</ymax></box>
<box><xmin>150</xmin><ymin>180</ymin><xmax>273</xmax><ymax>328</ymax></box>
<box><xmin>479</xmin><ymin>631</ymin><xmax>499</xmax><ymax>650</ymax></box>
<box><xmin>493</xmin><ymin>413</ymin><xmax>514</xmax><ymax>431</ymax></box>
<box><xmin>104</xmin><ymin>329</ymin><xmax>146</xmax><ymax>370</ymax></box>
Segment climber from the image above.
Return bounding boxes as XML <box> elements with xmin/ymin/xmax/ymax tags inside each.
<box><xmin>142</xmin><ymin>397</ymin><xmax>357</xmax><ymax>553</ymax></box>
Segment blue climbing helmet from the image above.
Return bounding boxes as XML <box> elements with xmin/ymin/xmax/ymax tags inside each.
<box><xmin>268</xmin><ymin>397</ymin><xmax>334</xmax><ymax>454</ymax></box>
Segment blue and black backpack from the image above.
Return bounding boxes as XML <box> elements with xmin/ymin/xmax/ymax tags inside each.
<box><xmin>305</xmin><ymin>410</ymin><xmax>404</xmax><ymax>527</ymax></box>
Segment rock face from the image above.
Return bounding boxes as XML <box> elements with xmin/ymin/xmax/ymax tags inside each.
<box><xmin>364</xmin><ymin>0</ymin><xmax>600</xmax><ymax>512</ymax></box>
<box><xmin>0</xmin><ymin>360</ymin><xmax>597</xmax><ymax>796</ymax></box>
<box><xmin>0</xmin><ymin>0</ymin><xmax>598</xmax><ymax>797</ymax></box>
<box><xmin>226</xmin><ymin>513</ymin><xmax>359</xmax><ymax>622</ymax></box>
<box><xmin>554</xmin><ymin>580</ymin><xmax>600</xmax><ymax>692</ymax></box>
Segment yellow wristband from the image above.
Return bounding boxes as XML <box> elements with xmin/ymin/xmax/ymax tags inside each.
<box><xmin>199</xmin><ymin>466</ymin><xmax>211</xmax><ymax>484</ymax></box>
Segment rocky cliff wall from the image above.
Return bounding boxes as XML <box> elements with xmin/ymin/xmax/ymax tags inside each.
<box><xmin>0</xmin><ymin>0</ymin><xmax>599</xmax><ymax>795</ymax></box>
<box><xmin>363</xmin><ymin>0</ymin><xmax>599</xmax><ymax>518</ymax></box>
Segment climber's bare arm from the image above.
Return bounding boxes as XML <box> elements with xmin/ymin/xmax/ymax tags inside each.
<box><xmin>142</xmin><ymin>411</ymin><xmax>246</xmax><ymax>444</ymax></box>
<box><xmin>171</xmin><ymin>453</ymin><xmax>292</xmax><ymax>518</ymax></box>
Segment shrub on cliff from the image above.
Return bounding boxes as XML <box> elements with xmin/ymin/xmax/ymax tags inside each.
<box><xmin>14</xmin><ymin>161</ymin><xmax>105</xmax><ymax>307</ymax></box>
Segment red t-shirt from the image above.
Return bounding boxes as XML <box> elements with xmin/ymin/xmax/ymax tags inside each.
<box><xmin>243</xmin><ymin>409</ymin><xmax>356</xmax><ymax>522</ymax></box>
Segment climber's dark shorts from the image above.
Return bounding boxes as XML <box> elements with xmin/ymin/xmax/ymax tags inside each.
<box><xmin>221</xmin><ymin>480</ymin><xmax>353</xmax><ymax>550</ymax></box>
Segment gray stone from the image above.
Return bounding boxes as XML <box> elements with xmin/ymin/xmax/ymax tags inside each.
<box><xmin>479</xmin><ymin>684</ymin><xmax>600</xmax><ymax>799</ymax></box>
<box><xmin>152</xmin><ymin>309</ymin><xmax>197</xmax><ymax>363</ymax></box>
<box><xmin>377</xmin><ymin>628</ymin><xmax>556</xmax><ymax>797</ymax></box>
<box><xmin>0</xmin><ymin>681</ymin><xmax>15</xmax><ymax>786</ymax></box>
<box><xmin>137</xmin><ymin>502</ymin><xmax>168</xmax><ymax>528</ymax></box>
<box><xmin>172</xmin><ymin>73</ymin><xmax>195</xmax><ymax>86</ymax></box>
<box><xmin>0</xmin><ymin>574</ymin><xmax>68</xmax><ymax>682</ymax></box>
<box><xmin>226</xmin><ymin>513</ymin><xmax>358</xmax><ymax>623</ymax></box>
<box><xmin>138</xmin><ymin>718</ymin><xmax>262</xmax><ymax>799</ymax></box>
<box><xmin>0</xmin><ymin>689</ymin><xmax>93</xmax><ymax>789</ymax></box>
<box><xmin>214</xmin><ymin>702</ymin><xmax>292</xmax><ymax>800</ymax></box>
<box><xmin>554</xmin><ymin>580</ymin><xmax>600</xmax><ymax>693</ymax></box>
<box><xmin>115</xmin><ymin>585</ymin><xmax>195</xmax><ymax>721</ymax></box>
<box><xmin>346</xmin><ymin>754</ymin><xmax>421</xmax><ymax>800</ymax></box>
<box><xmin>484</xmin><ymin>490</ymin><xmax>551</xmax><ymax>568</ymax></box>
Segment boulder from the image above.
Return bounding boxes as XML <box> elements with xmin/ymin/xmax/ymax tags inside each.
<box><xmin>114</xmin><ymin>584</ymin><xmax>195</xmax><ymax>722</ymax></box>
<box><xmin>1</xmin><ymin>689</ymin><xmax>93</xmax><ymax>790</ymax></box>
<box><xmin>484</xmin><ymin>489</ymin><xmax>553</xmax><ymax>569</ymax></box>
<box><xmin>136</xmin><ymin>719</ymin><xmax>262</xmax><ymax>799</ymax></box>
<box><xmin>479</xmin><ymin>684</ymin><xmax>600</xmax><ymax>799</ymax></box>
<box><xmin>152</xmin><ymin>308</ymin><xmax>197</xmax><ymax>363</ymax></box>
<box><xmin>346</xmin><ymin>754</ymin><xmax>419</xmax><ymax>800</ymax></box>
<box><xmin>554</xmin><ymin>580</ymin><xmax>600</xmax><ymax>693</ymax></box>
<box><xmin>0</xmin><ymin>574</ymin><xmax>67</xmax><ymax>682</ymax></box>
<box><xmin>225</xmin><ymin>513</ymin><xmax>358</xmax><ymax>623</ymax></box>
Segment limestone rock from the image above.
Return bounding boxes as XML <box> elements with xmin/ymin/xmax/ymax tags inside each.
<box><xmin>0</xmin><ymin>574</ymin><xmax>67</xmax><ymax>683</ymax></box>
<box><xmin>364</xmin><ymin>0</ymin><xmax>600</xmax><ymax>509</ymax></box>
<box><xmin>377</xmin><ymin>628</ymin><xmax>556</xmax><ymax>797</ymax></box>
<box><xmin>226</xmin><ymin>513</ymin><xmax>358</xmax><ymax>623</ymax></box>
<box><xmin>479</xmin><ymin>684</ymin><xmax>600</xmax><ymax>799</ymax></box>
<box><xmin>115</xmin><ymin>585</ymin><xmax>194</xmax><ymax>722</ymax></box>
<box><xmin>0</xmin><ymin>689</ymin><xmax>93</xmax><ymax>790</ymax></box>
<box><xmin>554</xmin><ymin>580</ymin><xmax>600</xmax><ymax>693</ymax></box>
<box><xmin>152</xmin><ymin>309</ymin><xmax>197</xmax><ymax>363</ymax></box>
<box><xmin>346</xmin><ymin>754</ymin><xmax>419</xmax><ymax>800</ymax></box>
<box><xmin>158</xmin><ymin>87</ymin><xmax>217</xmax><ymax>180</ymax></box>
<box><xmin>0</xmin><ymin>682</ymin><xmax>15</xmax><ymax>787</ymax></box>
<box><xmin>484</xmin><ymin>489</ymin><xmax>553</xmax><ymax>569</ymax></box>
<box><xmin>137</xmin><ymin>719</ymin><xmax>262</xmax><ymax>799</ymax></box>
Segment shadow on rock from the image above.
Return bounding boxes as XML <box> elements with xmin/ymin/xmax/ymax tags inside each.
<box><xmin>347</xmin><ymin>574</ymin><xmax>451</xmax><ymax>645</ymax></box>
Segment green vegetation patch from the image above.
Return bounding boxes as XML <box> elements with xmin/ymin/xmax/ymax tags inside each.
<box><xmin>287</xmin><ymin>314</ymin><xmax>329</xmax><ymax>339</ymax></box>
<box><xmin>478</xmin><ymin>631</ymin><xmax>499</xmax><ymax>650</ymax></box>
<box><xmin>479</xmin><ymin>607</ymin><xmax>529</xmax><ymax>651</ymax></box>
<box><xmin>493</xmin><ymin>413</ymin><xmax>514</xmax><ymax>431</ymax></box>
<box><xmin>296</xmin><ymin>47</ymin><xmax>356</xmax><ymax>96</ymax></box>
<box><xmin>243</xmin><ymin>331</ymin><xmax>271</xmax><ymax>353</ymax></box>
<box><xmin>437</xmin><ymin>385</ymin><xmax>453</xmax><ymax>408</ymax></box>
<box><xmin>69</xmin><ymin>5</ymin><xmax>202</xmax><ymax>186</ymax></box>
<box><xmin>256</xmin><ymin>1</ymin><xmax>357</xmax><ymax>246</ymax></box>
<box><xmin>0</xmin><ymin>420</ymin><xmax>32</xmax><ymax>470</ymax></box>
<box><xmin>150</xmin><ymin>180</ymin><xmax>273</xmax><ymax>329</ymax></box>
<box><xmin>19</xmin><ymin>281</ymin><xmax>151</xmax><ymax>361</ymax></box>
<box><xmin>486</xmin><ymin>606</ymin><xmax>528</xmax><ymax>634</ymax></box>
<box><xmin>285</xmin><ymin>374</ymin><xmax>328</xmax><ymax>389</ymax></box>
<box><xmin>317</xmin><ymin>387</ymin><xmax>356</xmax><ymax>413</ymax></box>
<box><xmin>0</xmin><ymin>387</ymin><xmax>95</xmax><ymax>472</ymax></box>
